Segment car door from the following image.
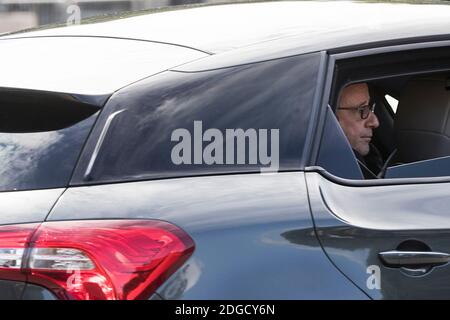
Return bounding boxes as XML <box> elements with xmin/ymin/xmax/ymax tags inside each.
<box><xmin>306</xmin><ymin>43</ymin><xmax>450</xmax><ymax>299</ymax></box>
<box><xmin>306</xmin><ymin>170</ymin><xmax>450</xmax><ymax>299</ymax></box>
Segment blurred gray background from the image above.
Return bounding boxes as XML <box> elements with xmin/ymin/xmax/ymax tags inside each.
<box><xmin>0</xmin><ymin>0</ymin><xmax>219</xmax><ymax>33</ymax></box>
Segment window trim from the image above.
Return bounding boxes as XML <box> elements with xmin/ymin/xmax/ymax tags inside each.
<box><xmin>305</xmin><ymin>166</ymin><xmax>450</xmax><ymax>188</ymax></box>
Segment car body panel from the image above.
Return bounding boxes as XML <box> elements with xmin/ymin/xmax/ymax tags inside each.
<box><xmin>0</xmin><ymin>188</ymin><xmax>64</xmax><ymax>225</ymax></box>
<box><xmin>49</xmin><ymin>173</ymin><xmax>310</xmax><ymax>232</ymax></box>
<box><xmin>306</xmin><ymin>171</ymin><xmax>450</xmax><ymax>299</ymax></box>
<box><xmin>308</xmin><ymin>173</ymin><xmax>450</xmax><ymax>230</ymax></box>
<box><xmin>155</xmin><ymin>222</ymin><xmax>368</xmax><ymax>299</ymax></box>
<box><xmin>47</xmin><ymin>172</ymin><xmax>368</xmax><ymax>299</ymax></box>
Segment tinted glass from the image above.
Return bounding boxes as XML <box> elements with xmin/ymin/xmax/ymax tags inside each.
<box><xmin>0</xmin><ymin>111</ymin><xmax>98</xmax><ymax>192</ymax></box>
<box><xmin>73</xmin><ymin>53</ymin><xmax>321</xmax><ymax>184</ymax></box>
<box><xmin>316</xmin><ymin>106</ymin><xmax>363</xmax><ymax>180</ymax></box>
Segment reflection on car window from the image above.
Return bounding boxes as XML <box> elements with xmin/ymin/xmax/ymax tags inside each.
<box><xmin>0</xmin><ymin>112</ymin><xmax>98</xmax><ymax>192</ymax></box>
<box><xmin>76</xmin><ymin>53</ymin><xmax>321</xmax><ymax>184</ymax></box>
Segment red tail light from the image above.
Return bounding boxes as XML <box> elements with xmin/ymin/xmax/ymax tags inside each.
<box><xmin>0</xmin><ymin>220</ymin><xmax>195</xmax><ymax>300</ymax></box>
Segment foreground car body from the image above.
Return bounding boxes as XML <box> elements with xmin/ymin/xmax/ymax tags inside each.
<box><xmin>1</xmin><ymin>1</ymin><xmax>450</xmax><ymax>299</ymax></box>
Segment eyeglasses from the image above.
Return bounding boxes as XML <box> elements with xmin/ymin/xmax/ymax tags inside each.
<box><xmin>337</xmin><ymin>102</ymin><xmax>376</xmax><ymax>120</ymax></box>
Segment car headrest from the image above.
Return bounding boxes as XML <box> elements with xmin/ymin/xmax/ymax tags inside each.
<box><xmin>395</xmin><ymin>75</ymin><xmax>450</xmax><ymax>163</ymax></box>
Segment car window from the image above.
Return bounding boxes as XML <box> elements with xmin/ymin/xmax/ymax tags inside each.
<box><xmin>0</xmin><ymin>89</ymin><xmax>100</xmax><ymax>192</ymax></box>
<box><xmin>384</xmin><ymin>94</ymin><xmax>398</xmax><ymax>114</ymax></box>
<box><xmin>72</xmin><ymin>53</ymin><xmax>321</xmax><ymax>184</ymax></box>
<box><xmin>318</xmin><ymin>46</ymin><xmax>450</xmax><ymax>180</ymax></box>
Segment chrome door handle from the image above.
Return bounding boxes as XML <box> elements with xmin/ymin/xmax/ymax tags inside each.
<box><xmin>379</xmin><ymin>250</ymin><xmax>450</xmax><ymax>267</ymax></box>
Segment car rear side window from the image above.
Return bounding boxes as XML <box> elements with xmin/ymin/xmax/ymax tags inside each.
<box><xmin>0</xmin><ymin>89</ymin><xmax>100</xmax><ymax>192</ymax></box>
<box><xmin>72</xmin><ymin>52</ymin><xmax>321</xmax><ymax>184</ymax></box>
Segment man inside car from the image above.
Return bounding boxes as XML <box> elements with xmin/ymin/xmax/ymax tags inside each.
<box><xmin>336</xmin><ymin>82</ymin><xmax>381</xmax><ymax>179</ymax></box>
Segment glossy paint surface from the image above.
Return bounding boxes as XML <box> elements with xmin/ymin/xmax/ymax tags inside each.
<box><xmin>0</xmin><ymin>188</ymin><xmax>64</xmax><ymax>225</ymax></box>
<box><xmin>48</xmin><ymin>172</ymin><xmax>367</xmax><ymax>299</ymax></box>
<box><xmin>307</xmin><ymin>171</ymin><xmax>450</xmax><ymax>299</ymax></box>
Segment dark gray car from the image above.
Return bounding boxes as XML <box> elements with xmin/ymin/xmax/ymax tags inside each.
<box><xmin>1</xmin><ymin>0</ymin><xmax>450</xmax><ymax>300</ymax></box>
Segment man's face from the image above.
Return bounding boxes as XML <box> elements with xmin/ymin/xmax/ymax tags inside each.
<box><xmin>336</xmin><ymin>83</ymin><xmax>380</xmax><ymax>156</ymax></box>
